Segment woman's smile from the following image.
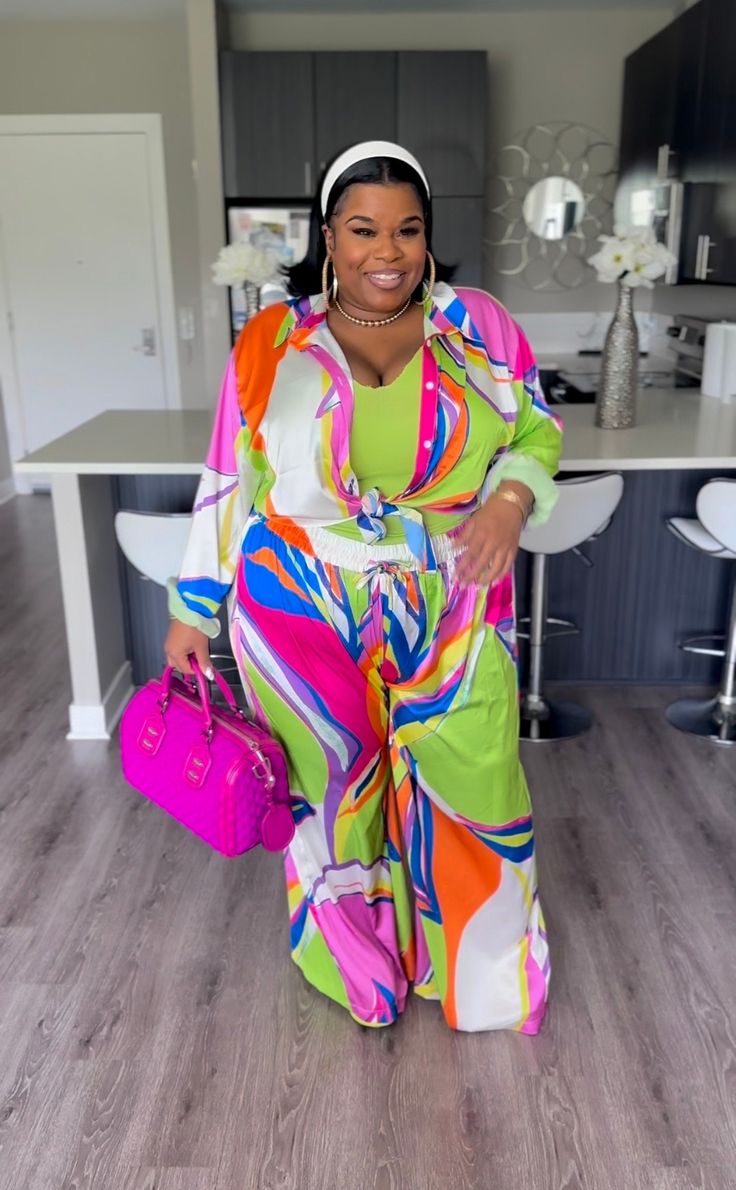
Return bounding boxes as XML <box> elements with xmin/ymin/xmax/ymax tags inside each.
<box><xmin>364</xmin><ymin>269</ymin><xmax>406</xmax><ymax>290</ymax></box>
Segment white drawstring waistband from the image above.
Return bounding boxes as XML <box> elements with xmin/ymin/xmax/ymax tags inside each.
<box><xmin>304</xmin><ymin>525</ymin><xmax>462</xmax><ymax>573</ymax></box>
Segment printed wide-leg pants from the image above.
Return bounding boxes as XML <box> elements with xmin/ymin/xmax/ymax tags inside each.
<box><xmin>228</xmin><ymin>516</ymin><xmax>550</xmax><ymax>1033</ymax></box>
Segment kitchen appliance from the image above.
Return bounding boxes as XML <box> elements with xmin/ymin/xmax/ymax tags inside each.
<box><xmin>664</xmin><ymin>314</ymin><xmax>727</xmax><ymax>388</ymax></box>
<box><xmin>539</xmin><ymin>354</ymin><xmax>675</xmax><ymax>405</ymax></box>
<box><xmin>701</xmin><ymin>322</ymin><xmax>736</xmax><ymax>399</ymax></box>
<box><xmin>226</xmin><ymin>204</ymin><xmax>309</xmax><ymax>339</ymax></box>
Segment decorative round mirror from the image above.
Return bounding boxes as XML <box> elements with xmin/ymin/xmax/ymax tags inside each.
<box><xmin>522</xmin><ymin>177</ymin><xmax>586</xmax><ymax>240</ymax></box>
<box><xmin>486</xmin><ymin>122</ymin><xmax>618</xmax><ymax>291</ymax></box>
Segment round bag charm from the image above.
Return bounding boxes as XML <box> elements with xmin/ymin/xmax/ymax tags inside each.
<box><xmin>261</xmin><ymin>802</ymin><xmax>295</xmax><ymax>851</ymax></box>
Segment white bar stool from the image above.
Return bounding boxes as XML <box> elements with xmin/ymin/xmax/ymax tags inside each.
<box><xmin>114</xmin><ymin>510</ymin><xmax>240</xmax><ymax>698</ymax></box>
<box><xmin>665</xmin><ymin>478</ymin><xmax>736</xmax><ymax>746</ymax></box>
<box><xmin>517</xmin><ymin>473</ymin><xmax>625</xmax><ymax>742</ymax></box>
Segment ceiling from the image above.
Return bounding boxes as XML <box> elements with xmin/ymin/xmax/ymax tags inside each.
<box><xmin>226</xmin><ymin>0</ymin><xmax>677</xmax><ymax>8</ymax></box>
<box><xmin>0</xmin><ymin>0</ymin><xmax>182</xmax><ymax>19</ymax></box>
<box><xmin>0</xmin><ymin>0</ymin><xmax>680</xmax><ymax>19</ymax></box>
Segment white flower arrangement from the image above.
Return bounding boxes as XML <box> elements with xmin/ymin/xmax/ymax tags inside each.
<box><xmin>211</xmin><ymin>241</ymin><xmax>283</xmax><ymax>289</ymax></box>
<box><xmin>588</xmin><ymin>224</ymin><xmax>678</xmax><ymax>288</ymax></box>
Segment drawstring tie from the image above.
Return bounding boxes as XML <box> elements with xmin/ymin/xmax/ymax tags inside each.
<box><xmin>356</xmin><ymin>487</ymin><xmax>437</xmax><ymax>571</ymax></box>
<box><xmin>355</xmin><ymin>560</ymin><xmax>409</xmax><ymax>591</ymax></box>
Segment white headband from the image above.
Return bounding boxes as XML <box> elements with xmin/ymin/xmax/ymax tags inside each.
<box><xmin>320</xmin><ymin>140</ymin><xmax>431</xmax><ymax>218</ymax></box>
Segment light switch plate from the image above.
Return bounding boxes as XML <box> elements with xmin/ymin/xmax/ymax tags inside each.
<box><xmin>178</xmin><ymin>307</ymin><xmax>195</xmax><ymax>341</ymax></box>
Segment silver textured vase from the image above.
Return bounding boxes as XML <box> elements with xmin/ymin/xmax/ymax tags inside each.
<box><xmin>595</xmin><ymin>279</ymin><xmax>639</xmax><ymax>429</ymax></box>
<box><xmin>243</xmin><ymin>281</ymin><xmax>261</xmax><ymax>321</ymax></box>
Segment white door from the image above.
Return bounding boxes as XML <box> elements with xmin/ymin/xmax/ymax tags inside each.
<box><xmin>0</xmin><ymin>131</ymin><xmax>171</xmax><ymax>456</ymax></box>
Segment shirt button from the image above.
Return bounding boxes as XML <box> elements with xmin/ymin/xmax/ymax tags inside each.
<box><xmin>423</xmin><ymin>439</ymin><xmax>433</xmax><ymax>449</ymax></box>
<box><xmin>425</xmin><ymin>381</ymin><xmax>435</xmax><ymax>390</ymax></box>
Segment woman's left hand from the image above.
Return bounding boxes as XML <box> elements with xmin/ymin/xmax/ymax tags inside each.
<box><xmin>455</xmin><ymin>494</ymin><xmax>526</xmax><ymax>588</ymax></box>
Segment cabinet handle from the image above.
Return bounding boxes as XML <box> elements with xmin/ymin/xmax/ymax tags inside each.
<box><xmin>702</xmin><ymin>235</ymin><xmax>717</xmax><ymax>278</ymax></box>
<box><xmin>304</xmin><ymin>160</ymin><xmax>312</xmax><ymax>195</ymax></box>
<box><xmin>657</xmin><ymin>143</ymin><xmax>673</xmax><ymax>181</ymax></box>
<box><xmin>695</xmin><ymin>234</ymin><xmax>705</xmax><ymax>280</ymax></box>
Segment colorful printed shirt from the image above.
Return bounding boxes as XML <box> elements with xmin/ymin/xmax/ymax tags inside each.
<box><xmin>171</xmin><ymin>283</ymin><xmax>563</xmax><ymax>631</ymax></box>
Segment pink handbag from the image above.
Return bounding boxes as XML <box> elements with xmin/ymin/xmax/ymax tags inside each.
<box><xmin>120</xmin><ymin>657</ymin><xmax>294</xmax><ymax>855</ymax></box>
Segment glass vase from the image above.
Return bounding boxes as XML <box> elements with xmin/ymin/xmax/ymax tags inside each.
<box><xmin>595</xmin><ymin>278</ymin><xmax>639</xmax><ymax>429</ymax></box>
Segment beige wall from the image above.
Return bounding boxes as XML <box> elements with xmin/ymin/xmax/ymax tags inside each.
<box><xmin>187</xmin><ymin>0</ymin><xmax>232</xmax><ymax>399</ymax></box>
<box><xmin>0</xmin><ymin>15</ymin><xmax>207</xmax><ymax>413</ymax></box>
<box><xmin>225</xmin><ymin>6</ymin><xmax>675</xmax><ymax>315</ymax></box>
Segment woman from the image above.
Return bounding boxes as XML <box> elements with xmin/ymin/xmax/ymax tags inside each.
<box><xmin>165</xmin><ymin>140</ymin><xmax>563</xmax><ymax>1033</ymax></box>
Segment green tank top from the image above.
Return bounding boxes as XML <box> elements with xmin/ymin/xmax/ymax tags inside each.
<box><xmin>328</xmin><ymin>347</ymin><xmax>464</xmax><ymax>544</ymax></box>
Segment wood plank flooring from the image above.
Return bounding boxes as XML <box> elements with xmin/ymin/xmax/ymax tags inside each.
<box><xmin>1</xmin><ymin>493</ymin><xmax>735</xmax><ymax>1190</ymax></box>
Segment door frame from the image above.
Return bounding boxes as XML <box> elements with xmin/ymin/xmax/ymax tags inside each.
<box><xmin>0</xmin><ymin>113</ymin><xmax>182</xmax><ymax>493</ymax></box>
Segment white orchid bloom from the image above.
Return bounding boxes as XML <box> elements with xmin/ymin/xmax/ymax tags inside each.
<box><xmin>589</xmin><ymin>225</ymin><xmax>677</xmax><ymax>287</ymax></box>
<box><xmin>588</xmin><ymin>238</ymin><xmax>636</xmax><ymax>279</ymax></box>
<box><xmin>211</xmin><ymin>242</ymin><xmax>283</xmax><ymax>289</ymax></box>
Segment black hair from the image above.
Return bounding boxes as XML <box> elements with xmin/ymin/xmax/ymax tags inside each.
<box><xmin>283</xmin><ymin>149</ymin><xmax>456</xmax><ymax>300</ymax></box>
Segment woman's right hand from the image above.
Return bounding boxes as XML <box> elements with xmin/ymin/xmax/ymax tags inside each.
<box><xmin>164</xmin><ymin>620</ymin><xmax>213</xmax><ymax>679</ymax></box>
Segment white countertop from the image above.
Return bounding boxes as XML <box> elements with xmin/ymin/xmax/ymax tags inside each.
<box><xmin>13</xmin><ymin>389</ymin><xmax>736</xmax><ymax>475</ymax></box>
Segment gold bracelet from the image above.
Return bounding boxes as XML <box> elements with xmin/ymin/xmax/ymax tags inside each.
<box><xmin>491</xmin><ymin>488</ymin><xmax>532</xmax><ymax>524</ymax></box>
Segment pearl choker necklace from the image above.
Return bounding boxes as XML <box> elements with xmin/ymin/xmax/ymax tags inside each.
<box><xmin>334</xmin><ymin>296</ymin><xmax>412</xmax><ymax>328</ymax></box>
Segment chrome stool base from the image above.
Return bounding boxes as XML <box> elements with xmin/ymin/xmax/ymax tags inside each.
<box><xmin>665</xmin><ymin>697</ymin><xmax>736</xmax><ymax>747</ymax></box>
<box><xmin>520</xmin><ymin>697</ymin><xmax>592</xmax><ymax>742</ymax></box>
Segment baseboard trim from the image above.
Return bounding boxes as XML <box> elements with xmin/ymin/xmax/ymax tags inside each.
<box><xmin>66</xmin><ymin>661</ymin><xmax>134</xmax><ymax>740</ymax></box>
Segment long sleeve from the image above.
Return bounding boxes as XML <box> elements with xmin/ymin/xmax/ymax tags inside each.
<box><xmin>168</xmin><ymin>352</ymin><xmax>259</xmax><ymax>633</ymax></box>
<box><xmin>486</xmin><ymin>322</ymin><xmax>564</xmax><ymax>526</ymax></box>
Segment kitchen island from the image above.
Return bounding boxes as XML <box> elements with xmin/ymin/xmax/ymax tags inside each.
<box><xmin>14</xmin><ymin>388</ymin><xmax>736</xmax><ymax>738</ymax></box>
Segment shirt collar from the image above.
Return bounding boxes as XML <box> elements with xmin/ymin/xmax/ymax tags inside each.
<box><xmin>272</xmin><ymin>281</ymin><xmax>473</xmax><ymax>350</ymax></box>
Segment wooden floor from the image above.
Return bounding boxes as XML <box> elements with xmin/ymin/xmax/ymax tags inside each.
<box><xmin>1</xmin><ymin>493</ymin><xmax>735</xmax><ymax>1190</ymax></box>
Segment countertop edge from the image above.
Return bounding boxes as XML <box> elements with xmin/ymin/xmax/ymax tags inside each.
<box><xmin>13</xmin><ymin>461</ymin><xmax>205</xmax><ymax>476</ymax></box>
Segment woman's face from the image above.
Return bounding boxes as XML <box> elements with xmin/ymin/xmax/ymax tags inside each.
<box><xmin>323</xmin><ymin>182</ymin><xmax>427</xmax><ymax>317</ymax></box>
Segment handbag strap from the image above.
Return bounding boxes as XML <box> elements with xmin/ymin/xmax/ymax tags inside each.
<box><xmin>190</xmin><ymin>655</ymin><xmax>241</xmax><ymax>715</ymax></box>
<box><xmin>160</xmin><ymin>658</ymin><xmax>213</xmax><ymax>734</ymax></box>
<box><xmin>159</xmin><ymin>656</ymin><xmax>241</xmax><ymax>735</ymax></box>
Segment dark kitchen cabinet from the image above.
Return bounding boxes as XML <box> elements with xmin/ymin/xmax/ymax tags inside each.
<box><xmin>617</xmin><ymin>0</ymin><xmax>736</xmax><ymax>285</ymax></box>
<box><xmin>219</xmin><ymin>49</ymin><xmax>487</xmax><ymax>285</ymax></box>
<box><xmin>669</xmin><ymin>2</ymin><xmax>708</xmax><ymax>181</ymax></box>
<box><xmin>220</xmin><ymin>52</ymin><xmax>315</xmax><ymax>198</ymax></box>
<box><xmin>431</xmin><ymin>197</ymin><xmax>483</xmax><ymax>287</ymax></box>
<box><xmin>679</xmin><ymin>182</ymin><xmax>736</xmax><ymax>284</ymax></box>
<box><xmin>694</xmin><ymin>0</ymin><xmax>736</xmax><ymax>182</ymax></box>
<box><xmin>397</xmin><ymin>52</ymin><xmax>486</xmax><ymax>196</ymax></box>
<box><xmin>221</xmin><ymin>49</ymin><xmax>486</xmax><ymax>202</ymax></box>
<box><xmin>314</xmin><ymin>52</ymin><xmax>396</xmax><ymax>175</ymax></box>
<box><xmin>618</xmin><ymin>20</ymin><xmax>680</xmax><ymax>187</ymax></box>
<box><xmin>618</xmin><ymin>3</ymin><xmax>706</xmax><ymax>189</ymax></box>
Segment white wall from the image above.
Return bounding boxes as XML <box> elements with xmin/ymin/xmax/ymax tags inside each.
<box><xmin>0</xmin><ymin>14</ymin><xmax>207</xmax><ymax>418</ymax></box>
<box><xmin>224</xmin><ymin>6</ymin><xmax>675</xmax><ymax>317</ymax></box>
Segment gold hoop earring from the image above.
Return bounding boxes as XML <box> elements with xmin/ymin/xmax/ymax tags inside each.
<box><xmin>322</xmin><ymin>256</ymin><xmax>339</xmax><ymax>308</ymax></box>
<box><xmin>322</xmin><ymin>255</ymin><xmax>332</xmax><ymax>307</ymax></box>
<box><xmin>415</xmin><ymin>251</ymin><xmax>436</xmax><ymax>305</ymax></box>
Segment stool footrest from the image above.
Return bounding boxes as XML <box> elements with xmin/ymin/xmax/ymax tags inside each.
<box><xmin>517</xmin><ymin>615</ymin><xmax>579</xmax><ymax>643</ymax></box>
<box><xmin>679</xmin><ymin>633</ymin><xmax>725</xmax><ymax>659</ymax></box>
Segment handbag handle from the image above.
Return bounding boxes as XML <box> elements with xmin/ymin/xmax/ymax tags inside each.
<box><xmin>159</xmin><ymin>656</ymin><xmax>241</xmax><ymax>739</ymax></box>
<box><xmin>190</xmin><ymin>655</ymin><xmax>241</xmax><ymax>716</ymax></box>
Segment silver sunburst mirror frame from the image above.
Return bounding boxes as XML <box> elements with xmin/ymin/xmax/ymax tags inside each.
<box><xmin>486</xmin><ymin>122</ymin><xmax>618</xmax><ymax>291</ymax></box>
